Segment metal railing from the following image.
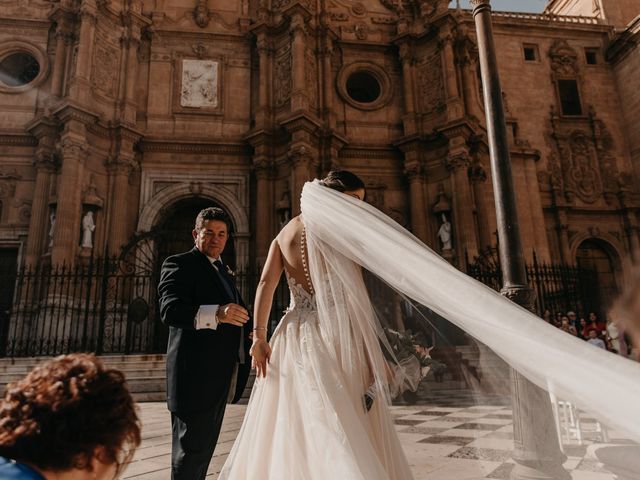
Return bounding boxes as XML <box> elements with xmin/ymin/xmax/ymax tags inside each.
<box><xmin>0</xmin><ymin>258</ymin><xmax>290</xmax><ymax>358</ymax></box>
<box><xmin>467</xmin><ymin>250</ymin><xmax>600</xmax><ymax>317</ymax></box>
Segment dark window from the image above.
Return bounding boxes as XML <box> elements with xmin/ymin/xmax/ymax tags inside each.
<box><xmin>346</xmin><ymin>71</ymin><xmax>381</xmax><ymax>104</ymax></box>
<box><xmin>585</xmin><ymin>48</ymin><xmax>598</xmax><ymax>65</ymax></box>
<box><xmin>523</xmin><ymin>45</ymin><xmax>538</xmax><ymax>61</ymax></box>
<box><xmin>558</xmin><ymin>79</ymin><xmax>583</xmax><ymax>116</ymax></box>
<box><xmin>0</xmin><ymin>52</ymin><xmax>40</xmax><ymax>87</ymax></box>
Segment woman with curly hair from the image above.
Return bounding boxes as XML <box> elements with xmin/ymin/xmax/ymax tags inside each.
<box><xmin>0</xmin><ymin>353</ymin><xmax>141</xmax><ymax>479</ymax></box>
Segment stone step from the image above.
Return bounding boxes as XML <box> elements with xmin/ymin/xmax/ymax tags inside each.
<box><xmin>0</xmin><ymin>354</ymin><xmax>167</xmax><ymax>366</ymax></box>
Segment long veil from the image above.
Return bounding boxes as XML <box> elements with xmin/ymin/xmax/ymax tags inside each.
<box><xmin>301</xmin><ymin>180</ymin><xmax>640</xmax><ymax>476</ymax></box>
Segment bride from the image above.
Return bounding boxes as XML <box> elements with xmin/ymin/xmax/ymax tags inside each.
<box><xmin>220</xmin><ymin>171</ymin><xmax>640</xmax><ymax>480</ymax></box>
<box><xmin>218</xmin><ymin>171</ymin><xmax>415</xmax><ymax>479</ymax></box>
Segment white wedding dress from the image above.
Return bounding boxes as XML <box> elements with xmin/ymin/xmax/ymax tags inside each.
<box><xmin>220</xmin><ymin>180</ymin><xmax>640</xmax><ymax>479</ymax></box>
<box><xmin>218</xmin><ymin>270</ymin><xmax>415</xmax><ymax>479</ymax></box>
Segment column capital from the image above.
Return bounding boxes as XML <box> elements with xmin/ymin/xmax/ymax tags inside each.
<box><xmin>445</xmin><ymin>153</ymin><xmax>471</xmax><ymax>172</ymax></box>
<box><xmin>34</xmin><ymin>151</ymin><xmax>57</xmax><ymax>172</ymax></box>
<box><xmin>58</xmin><ymin>137</ymin><xmax>89</xmax><ymax>160</ymax></box>
<box><xmin>287</xmin><ymin>144</ymin><xmax>313</xmax><ymax>167</ymax></box>
<box><xmin>105</xmin><ymin>155</ymin><xmax>136</xmax><ymax>176</ymax></box>
<box><xmin>253</xmin><ymin>157</ymin><xmax>273</xmax><ymax>179</ymax></box>
<box><xmin>403</xmin><ymin>161</ymin><xmax>423</xmax><ymax>180</ymax></box>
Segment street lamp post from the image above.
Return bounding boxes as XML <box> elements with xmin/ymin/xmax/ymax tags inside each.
<box><xmin>469</xmin><ymin>1</ymin><xmax>570</xmax><ymax>479</ymax></box>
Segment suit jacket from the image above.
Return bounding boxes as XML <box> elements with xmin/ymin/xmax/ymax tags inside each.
<box><xmin>158</xmin><ymin>247</ymin><xmax>252</xmax><ymax>413</ymax></box>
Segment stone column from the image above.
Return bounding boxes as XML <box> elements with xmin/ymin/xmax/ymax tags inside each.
<box><xmin>256</xmin><ymin>33</ymin><xmax>270</xmax><ymax>126</ymax></box>
<box><xmin>122</xmin><ymin>25</ymin><xmax>143</xmax><ymax>125</ymax></box>
<box><xmin>289</xmin><ymin>146</ymin><xmax>312</xmax><ymax>216</ymax></box>
<box><xmin>622</xmin><ymin>210</ymin><xmax>640</xmax><ymax>262</ymax></box>
<box><xmin>460</xmin><ymin>55</ymin><xmax>484</xmax><ymax>121</ymax></box>
<box><xmin>25</xmin><ymin>153</ymin><xmax>56</xmax><ymax>266</ymax></box>
<box><xmin>405</xmin><ymin>161</ymin><xmax>429</xmax><ymax>243</ymax></box>
<box><xmin>321</xmin><ymin>33</ymin><xmax>335</xmax><ymax>128</ymax></box>
<box><xmin>399</xmin><ymin>42</ymin><xmax>417</xmax><ymax>135</ymax></box>
<box><xmin>447</xmin><ymin>153</ymin><xmax>479</xmax><ymax>260</ymax></box>
<box><xmin>290</xmin><ymin>13</ymin><xmax>308</xmax><ymax>111</ymax></box>
<box><xmin>555</xmin><ymin>209</ymin><xmax>572</xmax><ymax>265</ymax></box>
<box><xmin>51</xmin><ymin>25</ymin><xmax>71</xmax><ymax>97</ymax></box>
<box><xmin>105</xmin><ymin>159</ymin><xmax>133</xmax><ymax>257</ymax></box>
<box><xmin>470</xmin><ymin>163</ymin><xmax>492</xmax><ymax>251</ymax></box>
<box><xmin>439</xmin><ymin>27</ymin><xmax>464</xmax><ymax>121</ymax></box>
<box><xmin>254</xmin><ymin>158</ymin><xmax>273</xmax><ymax>263</ymax></box>
<box><xmin>68</xmin><ymin>2</ymin><xmax>97</xmax><ymax>103</ymax></box>
<box><xmin>51</xmin><ymin>133</ymin><xmax>87</xmax><ymax>265</ymax></box>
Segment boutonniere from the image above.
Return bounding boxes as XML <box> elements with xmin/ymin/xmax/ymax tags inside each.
<box><xmin>225</xmin><ymin>265</ymin><xmax>236</xmax><ymax>277</ymax></box>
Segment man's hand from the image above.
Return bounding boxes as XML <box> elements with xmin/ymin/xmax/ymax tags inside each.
<box><xmin>217</xmin><ymin>304</ymin><xmax>249</xmax><ymax>327</ymax></box>
<box><xmin>250</xmin><ymin>339</ymin><xmax>272</xmax><ymax>378</ymax></box>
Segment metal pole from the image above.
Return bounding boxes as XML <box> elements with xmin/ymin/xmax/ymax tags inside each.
<box><xmin>469</xmin><ymin>1</ymin><xmax>570</xmax><ymax>479</ymax></box>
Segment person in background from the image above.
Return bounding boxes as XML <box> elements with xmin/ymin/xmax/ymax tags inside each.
<box><xmin>554</xmin><ymin>311</ymin><xmax>563</xmax><ymax>328</ymax></box>
<box><xmin>586</xmin><ymin>329</ymin><xmax>606</xmax><ymax>349</ymax></box>
<box><xmin>578</xmin><ymin>317</ymin><xmax>589</xmax><ymax>339</ymax></box>
<box><xmin>542</xmin><ymin>309</ymin><xmax>552</xmax><ymax>323</ymax></box>
<box><xmin>567</xmin><ymin>310</ymin><xmax>578</xmax><ymax>328</ymax></box>
<box><xmin>0</xmin><ymin>354</ymin><xmax>141</xmax><ymax>480</ymax></box>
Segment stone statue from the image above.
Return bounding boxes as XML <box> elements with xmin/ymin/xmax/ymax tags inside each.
<box><xmin>81</xmin><ymin>211</ymin><xmax>95</xmax><ymax>249</ymax></box>
<box><xmin>438</xmin><ymin>213</ymin><xmax>452</xmax><ymax>250</ymax></box>
<box><xmin>48</xmin><ymin>210</ymin><xmax>56</xmax><ymax>248</ymax></box>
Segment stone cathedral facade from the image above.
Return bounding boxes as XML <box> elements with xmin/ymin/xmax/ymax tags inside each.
<box><xmin>0</xmin><ymin>0</ymin><xmax>639</xmax><ymax>312</ymax></box>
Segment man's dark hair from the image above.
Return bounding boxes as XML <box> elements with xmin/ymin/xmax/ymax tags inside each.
<box><xmin>319</xmin><ymin>170</ymin><xmax>365</xmax><ymax>193</ymax></box>
<box><xmin>195</xmin><ymin>207</ymin><xmax>231</xmax><ymax>231</ymax></box>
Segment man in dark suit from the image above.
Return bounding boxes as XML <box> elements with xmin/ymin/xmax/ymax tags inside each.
<box><xmin>158</xmin><ymin>207</ymin><xmax>252</xmax><ymax>480</ymax></box>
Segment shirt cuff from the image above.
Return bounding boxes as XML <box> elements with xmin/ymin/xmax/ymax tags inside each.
<box><xmin>195</xmin><ymin>305</ymin><xmax>219</xmax><ymax>330</ymax></box>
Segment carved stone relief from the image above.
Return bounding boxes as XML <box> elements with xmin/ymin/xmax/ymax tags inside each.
<box><xmin>91</xmin><ymin>43</ymin><xmax>120</xmax><ymax>98</ymax></box>
<box><xmin>544</xmin><ymin>110</ymin><xmax>623</xmax><ymax>205</ymax></box>
<box><xmin>275</xmin><ymin>45</ymin><xmax>292</xmax><ymax>107</ymax></box>
<box><xmin>549</xmin><ymin>40</ymin><xmax>579</xmax><ymax>77</ymax></box>
<box><xmin>417</xmin><ymin>51</ymin><xmax>445</xmax><ymax>114</ymax></box>
<box><xmin>180</xmin><ymin>59</ymin><xmax>219</xmax><ymax>108</ymax></box>
<box><xmin>305</xmin><ymin>50</ymin><xmax>317</xmax><ymax>109</ymax></box>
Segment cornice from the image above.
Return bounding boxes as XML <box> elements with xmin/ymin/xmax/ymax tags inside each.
<box><xmin>340</xmin><ymin>145</ymin><xmax>402</xmax><ymax>160</ymax></box>
<box><xmin>278</xmin><ymin>111</ymin><xmax>323</xmax><ymax>135</ymax></box>
<box><xmin>139</xmin><ymin>139</ymin><xmax>251</xmax><ymax>156</ymax></box>
<box><xmin>606</xmin><ymin>17</ymin><xmax>640</xmax><ymax>63</ymax></box>
<box><xmin>0</xmin><ymin>134</ymin><xmax>37</xmax><ymax>147</ymax></box>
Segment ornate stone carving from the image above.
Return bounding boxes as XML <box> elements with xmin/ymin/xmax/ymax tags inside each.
<box><xmin>192</xmin><ymin>43</ymin><xmax>208</xmax><ymax>58</ymax></box>
<box><xmin>566</xmin><ymin>132</ymin><xmax>601</xmax><ymax>203</ymax></box>
<box><xmin>194</xmin><ymin>0</ymin><xmax>211</xmax><ymax>28</ymax></box>
<box><xmin>305</xmin><ymin>50</ymin><xmax>317</xmax><ymax>109</ymax></box>
<box><xmin>417</xmin><ymin>51</ymin><xmax>445</xmax><ymax>114</ymax></box>
<box><xmin>549</xmin><ymin>40</ymin><xmax>579</xmax><ymax>77</ymax></box>
<box><xmin>180</xmin><ymin>59</ymin><xmax>218</xmax><ymax>108</ymax></box>
<box><xmin>365</xmin><ymin>180</ymin><xmax>387</xmax><ymax>210</ymax></box>
<box><xmin>91</xmin><ymin>44</ymin><xmax>119</xmax><ymax>98</ymax></box>
<box><xmin>275</xmin><ymin>45</ymin><xmax>292</xmax><ymax>107</ymax></box>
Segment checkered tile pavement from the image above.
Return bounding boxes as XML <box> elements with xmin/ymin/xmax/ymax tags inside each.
<box><xmin>125</xmin><ymin>390</ymin><xmax>636</xmax><ymax>479</ymax></box>
<box><xmin>392</xmin><ymin>391</ymin><xmax>636</xmax><ymax>480</ymax></box>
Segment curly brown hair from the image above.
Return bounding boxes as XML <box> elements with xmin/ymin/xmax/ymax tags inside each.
<box><xmin>0</xmin><ymin>353</ymin><xmax>141</xmax><ymax>474</ymax></box>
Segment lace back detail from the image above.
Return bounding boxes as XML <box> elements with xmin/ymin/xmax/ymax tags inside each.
<box><xmin>285</xmin><ymin>274</ymin><xmax>316</xmax><ymax>312</ymax></box>
<box><xmin>300</xmin><ymin>227</ymin><xmax>315</xmax><ymax>295</ymax></box>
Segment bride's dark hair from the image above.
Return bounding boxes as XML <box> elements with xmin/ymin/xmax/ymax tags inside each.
<box><xmin>319</xmin><ymin>170</ymin><xmax>365</xmax><ymax>192</ymax></box>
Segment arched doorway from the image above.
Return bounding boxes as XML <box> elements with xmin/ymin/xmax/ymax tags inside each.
<box><xmin>156</xmin><ymin>197</ymin><xmax>237</xmax><ymax>269</ymax></box>
<box><xmin>576</xmin><ymin>239</ymin><xmax>619</xmax><ymax>319</ymax></box>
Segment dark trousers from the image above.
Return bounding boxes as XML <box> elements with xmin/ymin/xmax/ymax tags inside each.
<box><xmin>170</xmin><ymin>393</ymin><xmax>228</xmax><ymax>480</ymax></box>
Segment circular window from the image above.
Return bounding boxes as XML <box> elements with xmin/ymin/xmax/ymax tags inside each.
<box><xmin>0</xmin><ymin>42</ymin><xmax>49</xmax><ymax>93</ymax></box>
<box><xmin>337</xmin><ymin>62</ymin><xmax>392</xmax><ymax>111</ymax></box>
<box><xmin>0</xmin><ymin>52</ymin><xmax>40</xmax><ymax>87</ymax></box>
<box><xmin>346</xmin><ymin>71</ymin><xmax>381</xmax><ymax>104</ymax></box>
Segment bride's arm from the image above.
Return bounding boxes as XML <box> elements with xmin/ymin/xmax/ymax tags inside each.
<box><xmin>250</xmin><ymin>239</ymin><xmax>284</xmax><ymax>377</ymax></box>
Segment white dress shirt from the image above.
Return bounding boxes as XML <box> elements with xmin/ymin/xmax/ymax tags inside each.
<box><xmin>194</xmin><ymin>255</ymin><xmax>223</xmax><ymax>330</ymax></box>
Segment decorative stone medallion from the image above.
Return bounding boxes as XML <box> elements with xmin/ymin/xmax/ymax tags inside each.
<box><xmin>180</xmin><ymin>59</ymin><xmax>218</xmax><ymax>108</ymax></box>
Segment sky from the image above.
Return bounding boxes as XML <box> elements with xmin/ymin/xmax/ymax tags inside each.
<box><xmin>451</xmin><ymin>0</ymin><xmax>547</xmax><ymax>13</ymax></box>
